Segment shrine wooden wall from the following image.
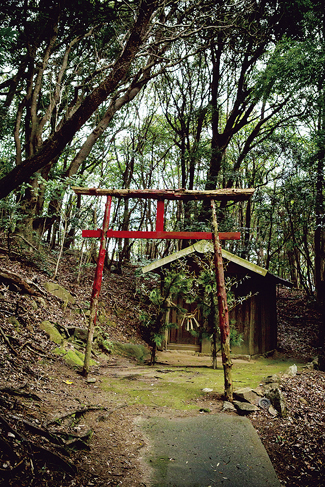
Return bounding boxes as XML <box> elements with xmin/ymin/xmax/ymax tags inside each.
<box><xmin>166</xmin><ymin>273</ymin><xmax>278</xmax><ymax>356</ymax></box>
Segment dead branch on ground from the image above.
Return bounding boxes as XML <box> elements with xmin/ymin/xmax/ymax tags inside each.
<box><xmin>0</xmin><ymin>269</ymin><xmax>37</xmax><ymax>295</ymax></box>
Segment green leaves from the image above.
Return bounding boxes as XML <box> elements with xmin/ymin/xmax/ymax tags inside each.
<box><xmin>149</xmin><ymin>288</ymin><xmax>163</xmax><ymax>306</ymax></box>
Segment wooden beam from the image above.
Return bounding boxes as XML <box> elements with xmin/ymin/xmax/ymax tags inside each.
<box><xmin>82</xmin><ymin>230</ymin><xmax>241</xmax><ymax>240</ymax></box>
<box><xmin>72</xmin><ymin>187</ymin><xmax>255</xmax><ymax>202</ymax></box>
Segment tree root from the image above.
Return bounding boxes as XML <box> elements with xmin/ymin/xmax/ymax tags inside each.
<box><xmin>46</xmin><ymin>405</ymin><xmax>107</xmax><ymax>426</ymax></box>
<box><xmin>0</xmin><ymin>413</ymin><xmax>78</xmax><ymax>477</ymax></box>
<box><xmin>33</xmin><ymin>445</ymin><xmax>77</xmax><ymax>474</ymax></box>
<box><xmin>0</xmin><ymin>386</ymin><xmax>42</xmax><ymax>401</ymax></box>
<box><xmin>8</xmin><ymin>414</ymin><xmax>64</xmax><ymax>446</ymax></box>
<box><xmin>0</xmin><ymin>325</ymin><xmax>20</xmax><ymax>356</ymax></box>
<box><xmin>18</xmin><ymin>339</ymin><xmax>50</xmax><ymax>358</ymax></box>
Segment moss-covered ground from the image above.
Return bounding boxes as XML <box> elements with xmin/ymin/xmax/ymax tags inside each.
<box><xmin>100</xmin><ymin>352</ymin><xmax>304</xmax><ymax>411</ymax></box>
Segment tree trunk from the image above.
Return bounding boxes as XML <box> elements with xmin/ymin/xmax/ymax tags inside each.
<box><xmin>242</xmin><ymin>198</ymin><xmax>251</xmax><ymax>260</ymax></box>
<box><xmin>315</xmin><ymin>87</ymin><xmax>325</xmax><ymax>370</ymax></box>
<box><xmin>315</xmin><ymin>155</ymin><xmax>325</xmax><ymax>370</ymax></box>
<box><xmin>150</xmin><ymin>342</ymin><xmax>157</xmax><ymax>366</ymax></box>
<box><xmin>211</xmin><ymin>199</ymin><xmax>233</xmax><ymax>401</ymax></box>
<box><xmin>211</xmin><ymin>293</ymin><xmax>218</xmax><ymax>370</ymax></box>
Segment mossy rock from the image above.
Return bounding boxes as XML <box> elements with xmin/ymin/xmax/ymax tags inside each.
<box><xmin>114</xmin><ymin>308</ymin><xmax>124</xmax><ymax>318</ymax></box>
<box><xmin>53</xmin><ymin>347</ymin><xmax>97</xmax><ymax>368</ymax></box>
<box><xmin>112</xmin><ymin>342</ymin><xmax>150</xmax><ymax>363</ymax></box>
<box><xmin>35</xmin><ymin>297</ymin><xmax>47</xmax><ymax>308</ymax></box>
<box><xmin>107</xmin><ymin>320</ymin><xmax>117</xmax><ymax>328</ymax></box>
<box><xmin>73</xmin><ymin>327</ymin><xmax>90</xmax><ymax>342</ymax></box>
<box><xmin>44</xmin><ymin>282</ymin><xmax>75</xmax><ymax>305</ymax></box>
<box><xmin>9</xmin><ymin>316</ymin><xmax>21</xmax><ymax>330</ymax></box>
<box><xmin>65</xmin><ymin>327</ymin><xmax>98</xmax><ymax>343</ymax></box>
<box><xmin>39</xmin><ymin>321</ymin><xmax>65</xmax><ymax>345</ymax></box>
<box><xmin>30</xmin><ymin>299</ymin><xmax>38</xmax><ymax>311</ymax></box>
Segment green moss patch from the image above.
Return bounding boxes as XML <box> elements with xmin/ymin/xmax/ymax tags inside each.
<box><xmin>39</xmin><ymin>321</ymin><xmax>64</xmax><ymax>345</ymax></box>
<box><xmin>100</xmin><ymin>356</ymin><xmax>304</xmax><ymax>411</ymax></box>
<box><xmin>112</xmin><ymin>342</ymin><xmax>150</xmax><ymax>364</ymax></box>
<box><xmin>44</xmin><ymin>282</ymin><xmax>75</xmax><ymax>305</ymax></box>
<box><xmin>53</xmin><ymin>347</ymin><xmax>97</xmax><ymax>368</ymax></box>
<box><xmin>232</xmin><ymin>357</ymin><xmax>302</xmax><ymax>389</ymax></box>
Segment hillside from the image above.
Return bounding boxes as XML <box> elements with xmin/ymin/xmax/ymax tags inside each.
<box><xmin>0</xmin><ymin>242</ymin><xmax>146</xmax><ymax>345</ymax></box>
<box><xmin>0</xmin><ymin>237</ymin><xmax>324</xmax><ymax>486</ymax></box>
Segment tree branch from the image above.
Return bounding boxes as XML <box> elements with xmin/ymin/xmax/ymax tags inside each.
<box><xmin>0</xmin><ymin>0</ymin><xmax>159</xmax><ymax>200</ymax></box>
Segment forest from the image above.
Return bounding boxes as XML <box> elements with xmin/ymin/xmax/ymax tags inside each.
<box><xmin>1</xmin><ymin>0</ymin><xmax>324</xmax><ymax>365</ymax></box>
<box><xmin>0</xmin><ymin>1</ymin><xmax>325</xmax><ymax>485</ymax></box>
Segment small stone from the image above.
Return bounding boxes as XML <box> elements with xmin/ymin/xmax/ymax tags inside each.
<box><xmin>222</xmin><ymin>401</ymin><xmax>236</xmax><ymax>412</ymax></box>
<box><xmin>312</xmin><ymin>357</ymin><xmax>319</xmax><ymax>369</ymax></box>
<box><xmin>87</xmin><ymin>378</ymin><xmax>97</xmax><ymax>384</ymax></box>
<box><xmin>252</xmin><ymin>386</ymin><xmax>264</xmax><ymax>396</ymax></box>
<box><xmin>233</xmin><ymin>400</ymin><xmax>259</xmax><ymax>415</ymax></box>
<box><xmin>234</xmin><ymin>387</ymin><xmax>261</xmax><ymax>405</ymax></box>
<box><xmin>303</xmin><ymin>362</ymin><xmax>314</xmax><ymax>370</ymax></box>
<box><xmin>258</xmin><ymin>397</ymin><xmax>271</xmax><ymax>409</ymax></box>
<box><xmin>298</xmin><ymin>396</ymin><xmax>308</xmax><ymax>405</ymax></box>
<box><xmin>202</xmin><ymin>388</ymin><xmax>213</xmax><ymax>393</ymax></box>
<box><xmin>264</xmin><ymin>374</ymin><xmax>280</xmax><ymax>384</ymax></box>
<box><xmin>268</xmin><ymin>405</ymin><xmax>278</xmax><ymax>417</ymax></box>
<box><xmin>286</xmin><ymin>364</ymin><xmax>298</xmax><ymax>377</ymax></box>
<box><xmin>264</xmin><ymin>387</ymin><xmax>287</xmax><ymax>418</ymax></box>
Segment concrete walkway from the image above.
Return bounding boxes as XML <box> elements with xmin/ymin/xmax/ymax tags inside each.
<box><xmin>141</xmin><ymin>413</ymin><xmax>281</xmax><ymax>487</ymax></box>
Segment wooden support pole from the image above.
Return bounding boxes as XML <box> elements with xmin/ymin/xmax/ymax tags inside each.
<box><xmin>82</xmin><ymin>196</ymin><xmax>112</xmax><ymax>376</ymax></box>
<box><xmin>211</xmin><ymin>199</ymin><xmax>233</xmax><ymax>401</ymax></box>
<box><xmin>156</xmin><ymin>200</ymin><xmax>165</xmax><ymax>231</ymax></box>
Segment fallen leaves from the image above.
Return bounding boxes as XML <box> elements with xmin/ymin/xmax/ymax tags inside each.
<box><xmin>251</xmin><ymin>371</ymin><xmax>325</xmax><ymax>486</ymax></box>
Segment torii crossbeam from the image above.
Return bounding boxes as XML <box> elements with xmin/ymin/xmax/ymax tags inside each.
<box><xmin>73</xmin><ymin>187</ymin><xmax>254</xmax><ymax>241</ymax></box>
<box><xmin>72</xmin><ymin>187</ymin><xmax>255</xmax><ymax>399</ymax></box>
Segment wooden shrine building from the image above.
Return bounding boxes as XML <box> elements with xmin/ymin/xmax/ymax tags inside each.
<box><xmin>142</xmin><ymin>240</ymin><xmax>292</xmax><ymax>356</ymax></box>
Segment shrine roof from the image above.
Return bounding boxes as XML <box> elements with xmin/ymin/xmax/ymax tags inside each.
<box><xmin>141</xmin><ymin>240</ymin><xmax>292</xmax><ymax>287</ymax></box>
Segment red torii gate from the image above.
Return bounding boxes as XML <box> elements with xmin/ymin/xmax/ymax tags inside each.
<box><xmin>72</xmin><ymin>187</ymin><xmax>255</xmax><ymax>400</ymax></box>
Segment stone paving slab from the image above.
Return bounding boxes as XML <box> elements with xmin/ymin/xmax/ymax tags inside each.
<box><xmin>141</xmin><ymin>413</ymin><xmax>281</xmax><ymax>487</ymax></box>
